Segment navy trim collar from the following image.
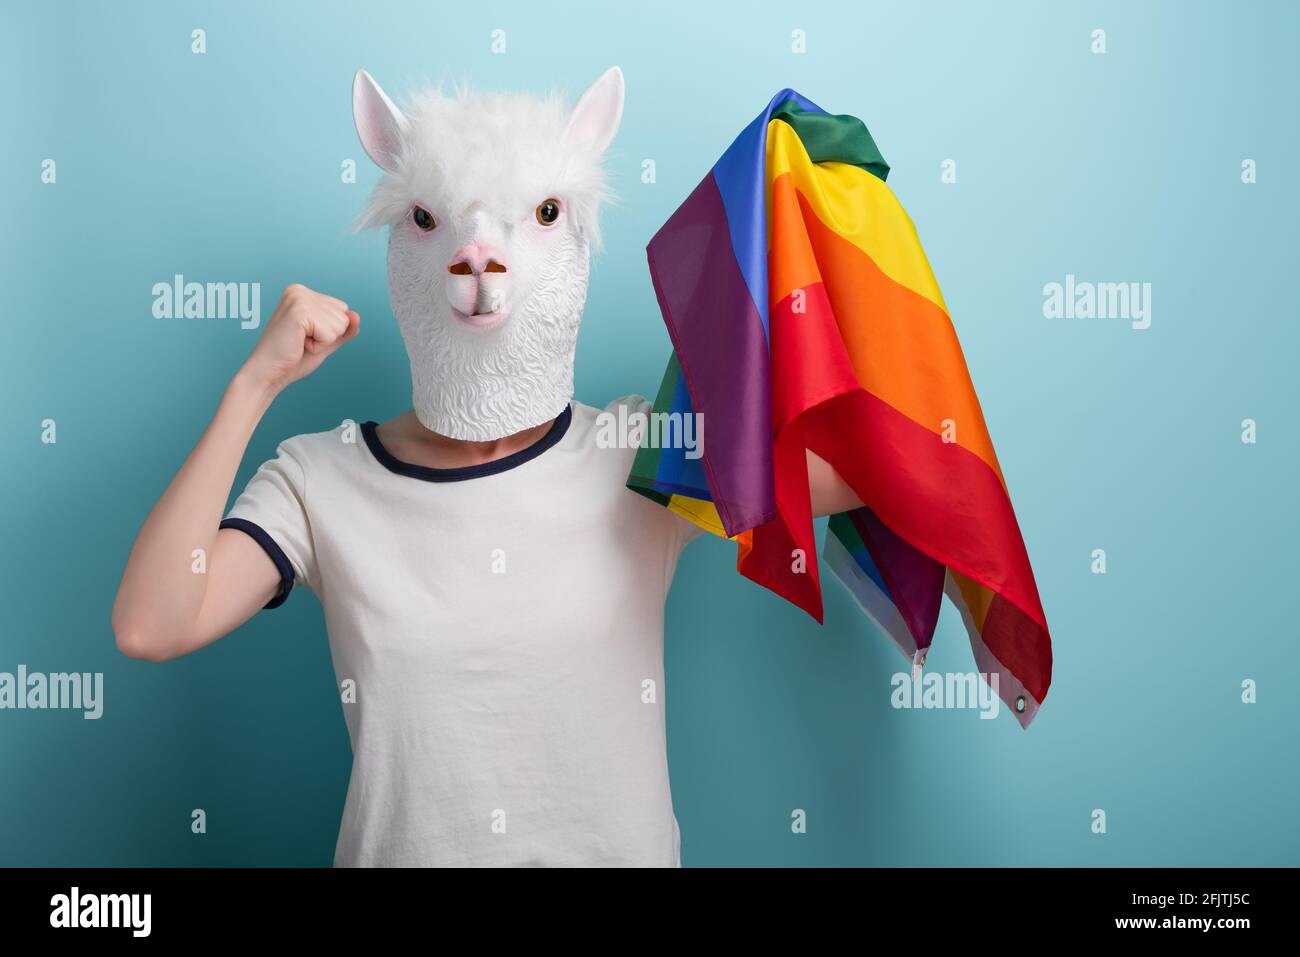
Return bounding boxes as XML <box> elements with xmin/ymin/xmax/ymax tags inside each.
<box><xmin>360</xmin><ymin>404</ymin><xmax>573</xmax><ymax>483</ymax></box>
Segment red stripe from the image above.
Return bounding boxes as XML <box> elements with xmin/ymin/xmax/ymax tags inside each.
<box><xmin>734</xmin><ymin>281</ymin><xmax>865</xmax><ymax>622</ymax></box>
<box><xmin>982</xmin><ymin>593</ymin><xmax>1052</xmax><ymax>704</ymax></box>
<box><xmin>802</xmin><ymin>390</ymin><xmax>1047</xmax><ymax>629</ymax></box>
<box><xmin>801</xmin><ymin>390</ymin><xmax>1051</xmax><ymax>698</ymax></box>
<box><xmin>769</xmin><ymin>281</ymin><xmax>860</xmax><ymax>432</ymax></box>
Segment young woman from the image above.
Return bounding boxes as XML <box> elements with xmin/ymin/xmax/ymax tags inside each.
<box><xmin>111</xmin><ymin>67</ymin><xmax>862</xmax><ymax>867</ymax></box>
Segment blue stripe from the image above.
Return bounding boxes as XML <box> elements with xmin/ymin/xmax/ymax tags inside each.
<box><xmin>710</xmin><ymin>88</ymin><xmax>826</xmax><ymax>337</ymax></box>
<box><xmin>843</xmin><ymin>542</ymin><xmax>895</xmax><ymax>606</ymax></box>
<box><xmin>653</xmin><ymin>370</ymin><xmax>710</xmax><ymax>496</ymax></box>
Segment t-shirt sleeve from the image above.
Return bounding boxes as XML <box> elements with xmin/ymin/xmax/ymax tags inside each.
<box><xmin>219</xmin><ymin>437</ymin><xmax>318</xmax><ymax>608</ymax></box>
<box><xmin>610</xmin><ymin>394</ymin><xmax>707</xmax><ymax>550</ymax></box>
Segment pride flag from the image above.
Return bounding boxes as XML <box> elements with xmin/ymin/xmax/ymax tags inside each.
<box><xmin>627</xmin><ymin>90</ymin><xmax>1053</xmax><ymax>727</ymax></box>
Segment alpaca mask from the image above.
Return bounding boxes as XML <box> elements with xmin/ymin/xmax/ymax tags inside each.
<box><xmin>352</xmin><ymin>67</ymin><xmax>624</xmax><ymax>441</ymax></box>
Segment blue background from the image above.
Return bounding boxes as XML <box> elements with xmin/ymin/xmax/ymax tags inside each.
<box><xmin>3</xmin><ymin>0</ymin><xmax>1296</xmax><ymax>866</ymax></box>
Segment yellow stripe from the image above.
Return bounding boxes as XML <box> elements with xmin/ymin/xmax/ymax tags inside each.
<box><xmin>667</xmin><ymin>495</ymin><xmax>733</xmax><ymax>539</ymax></box>
<box><xmin>765</xmin><ymin>119</ymin><xmax>948</xmax><ymax>315</ymax></box>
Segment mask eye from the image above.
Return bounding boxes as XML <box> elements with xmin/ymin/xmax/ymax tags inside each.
<box><xmin>412</xmin><ymin>206</ymin><xmax>436</xmax><ymax>231</ymax></box>
<box><xmin>535</xmin><ymin>199</ymin><xmax>560</xmax><ymax>226</ymax></box>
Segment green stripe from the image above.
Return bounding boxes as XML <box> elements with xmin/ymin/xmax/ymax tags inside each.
<box><xmin>771</xmin><ymin>101</ymin><xmax>890</xmax><ymax>183</ymax></box>
<box><xmin>650</xmin><ymin>350</ymin><xmax>683</xmax><ymax>412</ymax></box>
<box><xmin>626</xmin><ymin>352</ymin><xmax>681</xmax><ymax>492</ymax></box>
<box><xmin>827</xmin><ymin>511</ymin><xmax>867</xmax><ymax>552</ymax></box>
<box><xmin>626</xmin><ymin>483</ymin><xmax>673</xmax><ymax>507</ymax></box>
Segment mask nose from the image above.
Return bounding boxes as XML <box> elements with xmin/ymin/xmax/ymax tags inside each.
<box><xmin>445</xmin><ymin>240</ymin><xmax>510</xmax><ymax>319</ymax></box>
<box><xmin>448</xmin><ymin>242</ymin><xmax>508</xmax><ymax>276</ymax></box>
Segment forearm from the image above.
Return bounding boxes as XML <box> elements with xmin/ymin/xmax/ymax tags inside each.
<box><xmin>111</xmin><ymin>370</ymin><xmax>278</xmax><ymax>659</ymax></box>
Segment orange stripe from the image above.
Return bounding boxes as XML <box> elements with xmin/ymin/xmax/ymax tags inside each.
<box><xmin>769</xmin><ymin>172</ymin><xmax>1007</xmax><ymax>488</ymax></box>
<box><xmin>768</xmin><ymin>171</ymin><xmax>825</xmax><ymax>306</ymax></box>
<box><xmin>950</xmin><ymin>571</ymin><xmax>994</xmax><ymax>633</ymax></box>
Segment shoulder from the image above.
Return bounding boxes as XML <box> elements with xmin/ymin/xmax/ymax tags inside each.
<box><xmin>563</xmin><ymin>397</ymin><xmax>711</xmax><ymax>549</ymax></box>
<box><xmin>569</xmin><ymin>394</ymin><xmax>652</xmax><ymax>420</ymax></box>
<box><xmin>602</xmin><ymin>394</ymin><xmax>653</xmax><ymax>416</ymax></box>
<box><xmin>563</xmin><ymin>396</ymin><xmax>655</xmax><ymax>453</ymax></box>
<box><xmin>262</xmin><ymin>419</ymin><xmax>369</xmax><ymax>472</ymax></box>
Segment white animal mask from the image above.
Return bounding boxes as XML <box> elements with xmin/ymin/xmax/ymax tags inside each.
<box><xmin>352</xmin><ymin>67</ymin><xmax>624</xmax><ymax>442</ymax></box>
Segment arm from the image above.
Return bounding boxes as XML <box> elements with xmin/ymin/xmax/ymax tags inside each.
<box><xmin>111</xmin><ymin>284</ymin><xmax>359</xmax><ymax>662</ymax></box>
<box><xmin>808</xmin><ymin>448</ymin><xmax>863</xmax><ymax>518</ymax></box>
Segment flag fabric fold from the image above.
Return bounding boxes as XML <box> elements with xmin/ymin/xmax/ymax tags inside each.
<box><xmin>627</xmin><ymin>89</ymin><xmax>1052</xmax><ymax>728</ymax></box>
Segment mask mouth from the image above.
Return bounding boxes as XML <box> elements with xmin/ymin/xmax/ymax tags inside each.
<box><xmin>450</xmin><ymin>306</ymin><xmax>508</xmax><ymax>330</ymax></box>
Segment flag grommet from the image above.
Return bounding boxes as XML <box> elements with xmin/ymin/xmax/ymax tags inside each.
<box><xmin>1015</xmin><ymin>696</ymin><xmax>1026</xmax><ymax>714</ymax></box>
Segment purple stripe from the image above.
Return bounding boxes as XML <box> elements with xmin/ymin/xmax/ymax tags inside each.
<box><xmin>646</xmin><ymin>172</ymin><xmax>774</xmax><ymax>535</ymax></box>
<box><xmin>848</xmin><ymin>507</ymin><xmax>945</xmax><ymax>650</ymax></box>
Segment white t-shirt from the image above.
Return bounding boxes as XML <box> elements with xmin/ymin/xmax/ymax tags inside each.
<box><xmin>220</xmin><ymin>397</ymin><xmax>702</xmax><ymax>867</ymax></box>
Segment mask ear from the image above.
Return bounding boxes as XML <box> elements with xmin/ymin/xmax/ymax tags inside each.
<box><xmin>563</xmin><ymin>66</ymin><xmax>624</xmax><ymax>155</ymax></box>
<box><xmin>353</xmin><ymin>69</ymin><xmax>407</xmax><ymax>173</ymax></box>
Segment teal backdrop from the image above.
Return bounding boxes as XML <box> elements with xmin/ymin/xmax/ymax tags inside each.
<box><xmin>3</xmin><ymin>0</ymin><xmax>1296</xmax><ymax>866</ymax></box>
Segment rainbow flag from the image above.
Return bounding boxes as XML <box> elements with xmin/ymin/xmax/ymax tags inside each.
<box><xmin>627</xmin><ymin>90</ymin><xmax>1053</xmax><ymax>728</ymax></box>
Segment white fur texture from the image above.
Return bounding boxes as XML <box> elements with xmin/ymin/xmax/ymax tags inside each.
<box><xmin>353</xmin><ymin>69</ymin><xmax>622</xmax><ymax>441</ymax></box>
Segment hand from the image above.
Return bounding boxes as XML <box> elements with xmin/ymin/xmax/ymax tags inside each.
<box><xmin>239</xmin><ymin>284</ymin><xmax>360</xmax><ymax>394</ymax></box>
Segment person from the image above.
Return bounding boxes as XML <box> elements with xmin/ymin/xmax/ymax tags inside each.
<box><xmin>110</xmin><ymin>67</ymin><xmax>862</xmax><ymax>867</ymax></box>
